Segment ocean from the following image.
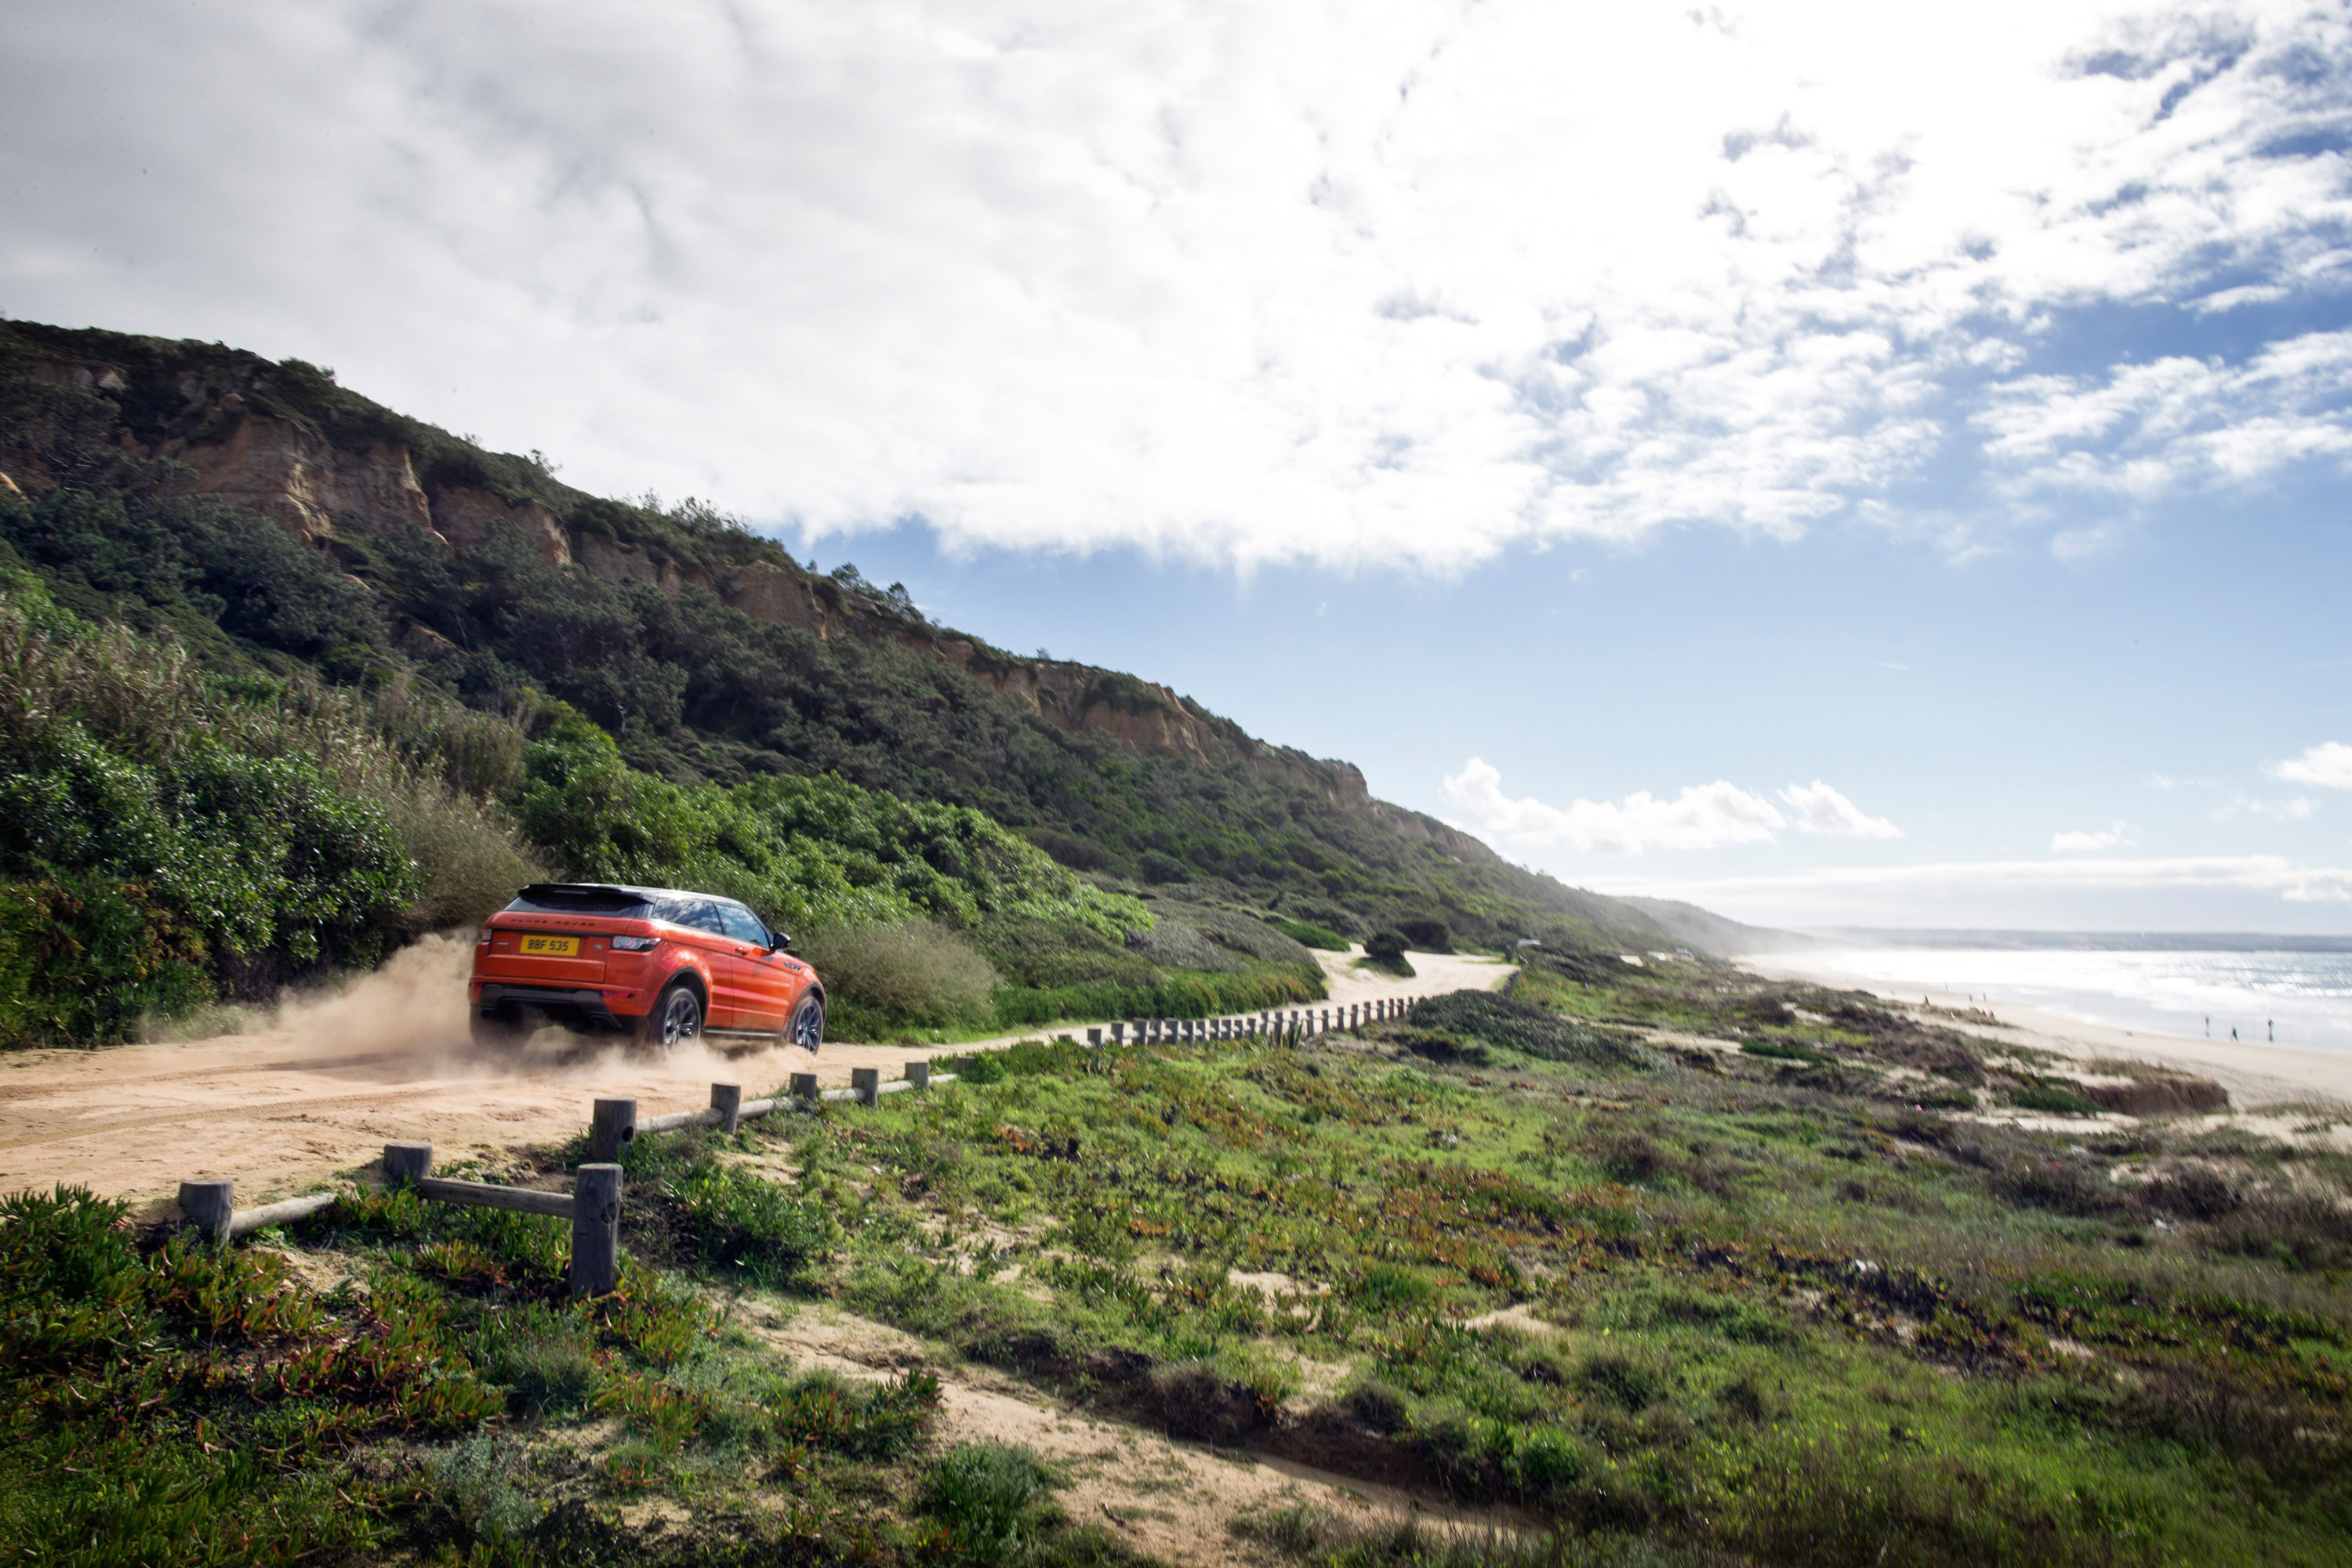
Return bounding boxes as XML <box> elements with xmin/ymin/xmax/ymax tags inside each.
<box><xmin>1777</xmin><ymin>935</ymin><xmax>2352</xmax><ymax>1054</ymax></box>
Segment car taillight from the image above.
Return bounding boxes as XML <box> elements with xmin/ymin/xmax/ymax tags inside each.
<box><xmin>477</xmin><ymin>928</ymin><xmax>492</xmax><ymax>947</ymax></box>
<box><xmin>611</xmin><ymin>935</ymin><xmax>659</xmax><ymax>951</ymax></box>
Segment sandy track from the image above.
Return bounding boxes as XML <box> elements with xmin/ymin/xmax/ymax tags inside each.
<box><xmin>0</xmin><ymin>937</ymin><xmax>1508</xmax><ymax>1214</ymax></box>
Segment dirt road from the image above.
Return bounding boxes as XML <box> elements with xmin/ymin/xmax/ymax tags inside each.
<box><xmin>0</xmin><ymin>937</ymin><xmax>1509</xmax><ymax>1214</ymax></box>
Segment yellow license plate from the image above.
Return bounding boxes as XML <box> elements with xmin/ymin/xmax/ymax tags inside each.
<box><xmin>519</xmin><ymin>935</ymin><xmax>579</xmax><ymax>957</ymax></box>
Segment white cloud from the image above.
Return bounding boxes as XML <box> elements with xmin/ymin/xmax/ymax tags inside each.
<box><xmin>1976</xmin><ymin>332</ymin><xmax>2352</xmax><ymax>503</ymax></box>
<box><xmin>2272</xmin><ymin>741</ymin><xmax>2352</xmax><ymax>789</ymax></box>
<box><xmin>2051</xmin><ymin>819</ymin><xmax>2136</xmax><ymax>851</ymax></box>
<box><xmin>2</xmin><ymin>0</ymin><xmax>2348</xmax><ymax>569</ymax></box>
<box><xmin>2216</xmin><ymin>792</ymin><xmax>2318</xmax><ymax>822</ymax></box>
<box><xmin>1779</xmin><ymin>780</ymin><xmax>1904</xmax><ymax>839</ymax></box>
<box><xmin>1441</xmin><ymin>759</ymin><xmax>1897</xmax><ymax>855</ymax></box>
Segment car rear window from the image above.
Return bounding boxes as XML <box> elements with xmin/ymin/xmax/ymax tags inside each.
<box><xmin>503</xmin><ymin>885</ymin><xmax>652</xmax><ymax>917</ymax></box>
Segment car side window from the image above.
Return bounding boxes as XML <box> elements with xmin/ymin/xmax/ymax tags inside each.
<box><xmin>718</xmin><ymin>904</ymin><xmax>769</xmax><ymax>946</ymax></box>
<box><xmin>652</xmin><ymin>898</ymin><xmax>726</xmax><ymax>934</ymax></box>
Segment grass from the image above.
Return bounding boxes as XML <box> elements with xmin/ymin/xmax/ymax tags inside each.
<box><xmin>766</xmin><ymin>967</ymin><xmax>2352</xmax><ymax>1566</ymax></box>
<box><xmin>0</xmin><ymin>1155</ymin><xmax>1097</xmax><ymax>1568</ymax></box>
<box><xmin>8</xmin><ymin>961</ymin><xmax>2349</xmax><ymax>1565</ymax></box>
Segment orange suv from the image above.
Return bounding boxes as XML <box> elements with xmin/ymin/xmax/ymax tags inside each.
<box><xmin>469</xmin><ymin>884</ymin><xmax>825</xmax><ymax>1051</ymax></box>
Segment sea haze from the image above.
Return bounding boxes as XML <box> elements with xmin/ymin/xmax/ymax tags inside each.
<box><xmin>1792</xmin><ymin>935</ymin><xmax>2352</xmax><ymax>1054</ymax></box>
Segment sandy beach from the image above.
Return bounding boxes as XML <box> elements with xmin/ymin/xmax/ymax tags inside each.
<box><xmin>1742</xmin><ymin>951</ymin><xmax>2352</xmax><ymax>1109</ymax></box>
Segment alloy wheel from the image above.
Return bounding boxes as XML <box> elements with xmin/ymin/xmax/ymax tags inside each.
<box><xmin>656</xmin><ymin>986</ymin><xmax>702</xmax><ymax>1047</ymax></box>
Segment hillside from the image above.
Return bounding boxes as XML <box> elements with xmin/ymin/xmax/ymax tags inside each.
<box><xmin>0</xmin><ymin>318</ymin><xmax>1679</xmax><ymax>968</ymax></box>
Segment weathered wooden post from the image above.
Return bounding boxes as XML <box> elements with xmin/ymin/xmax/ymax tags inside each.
<box><xmin>383</xmin><ymin>1142</ymin><xmax>433</xmax><ymax>1185</ymax></box>
<box><xmin>851</xmin><ymin>1067</ymin><xmax>880</xmax><ymax>1105</ymax></box>
<box><xmin>1087</xmin><ymin>1028</ymin><xmax>1102</xmax><ymax>1047</ymax></box>
<box><xmin>1112</xmin><ymin>1022</ymin><xmax>1127</xmax><ymax>1044</ymax></box>
<box><xmin>590</xmin><ymin>1098</ymin><xmax>637</xmax><ymax>1163</ymax></box>
<box><xmin>179</xmin><ymin>1178</ymin><xmax>234</xmax><ymax>1243</ymax></box>
<box><xmin>790</xmin><ymin>1072</ymin><xmax>819</xmax><ymax>1103</ymax></box>
<box><xmin>570</xmin><ymin>1163</ymin><xmax>622</xmax><ymax>1296</ymax></box>
<box><xmin>710</xmin><ymin>1083</ymin><xmax>743</xmax><ymax>1134</ymax></box>
<box><xmin>906</xmin><ymin>1060</ymin><xmax>931</xmax><ymax>1090</ymax></box>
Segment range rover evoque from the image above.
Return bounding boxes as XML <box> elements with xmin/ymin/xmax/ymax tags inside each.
<box><xmin>469</xmin><ymin>883</ymin><xmax>824</xmax><ymax>1051</ymax></box>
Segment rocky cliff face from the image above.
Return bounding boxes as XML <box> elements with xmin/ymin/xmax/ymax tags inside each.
<box><xmin>5</xmin><ymin>343</ymin><xmax>1388</xmax><ymax>826</ymax></box>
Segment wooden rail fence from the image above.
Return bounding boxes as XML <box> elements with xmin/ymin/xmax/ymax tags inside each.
<box><xmin>175</xmin><ymin>994</ymin><xmax>1425</xmax><ymax>1287</ymax></box>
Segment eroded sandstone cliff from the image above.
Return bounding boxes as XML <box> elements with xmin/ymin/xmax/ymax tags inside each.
<box><xmin>1</xmin><ymin>335</ymin><xmax>1384</xmax><ymax>815</ymax></box>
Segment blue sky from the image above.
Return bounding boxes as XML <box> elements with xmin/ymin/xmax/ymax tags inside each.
<box><xmin>5</xmin><ymin>0</ymin><xmax>2350</xmax><ymax>931</ymax></box>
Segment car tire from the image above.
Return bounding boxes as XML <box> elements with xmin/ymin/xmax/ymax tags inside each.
<box><xmin>636</xmin><ymin>980</ymin><xmax>704</xmax><ymax>1051</ymax></box>
<box><xmin>785</xmin><ymin>991</ymin><xmax>825</xmax><ymax>1053</ymax></box>
<box><xmin>470</xmin><ymin>1007</ymin><xmax>535</xmax><ymax>1053</ymax></box>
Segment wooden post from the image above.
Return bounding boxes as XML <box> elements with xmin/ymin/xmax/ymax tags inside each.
<box><xmin>1112</xmin><ymin>1022</ymin><xmax>1126</xmax><ymax>1044</ymax></box>
<box><xmin>179</xmin><ymin>1178</ymin><xmax>233</xmax><ymax>1243</ymax></box>
<box><xmin>906</xmin><ymin>1060</ymin><xmax>931</xmax><ymax>1090</ymax></box>
<box><xmin>590</xmin><ymin>1098</ymin><xmax>637</xmax><ymax>1163</ymax></box>
<box><xmin>383</xmin><ymin>1142</ymin><xmax>433</xmax><ymax>1185</ymax></box>
<box><xmin>851</xmin><ymin>1067</ymin><xmax>880</xmax><ymax>1106</ymax></box>
<box><xmin>570</xmin><ymin>1163</ymin><xmax>622</xmax><ymax>1297</ymax></box>
<box><xmin>711</xmin><ymin>1083</ymin><xmax>742</xmax><ymax>1134</ymax></box>
<box><xmin>1087</xmin><ymin>1028</ymin><xmax>1102</xmax><ymax>1047</ymax></box>
<box><xmin>790</xmin><ymin>1072</ymin><xmax>819</xmax><ymax>1102</ymax></box>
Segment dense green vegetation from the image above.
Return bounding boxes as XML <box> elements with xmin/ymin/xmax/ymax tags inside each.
<box><xmin>0</xmin><ymin>572</ymin><xmax>1319</xmax><ymax>1044</ymax></box>
<box><xmin>0</xmin><ymin>318</ymin><xmax>1678</xmax><ymax>962</ymax></box>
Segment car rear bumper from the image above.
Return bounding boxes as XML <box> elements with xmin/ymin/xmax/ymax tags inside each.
<box><xmin>474</xmin><ymin>983</ymin><xmax>644</xmax><ymax>1034</ymax></box>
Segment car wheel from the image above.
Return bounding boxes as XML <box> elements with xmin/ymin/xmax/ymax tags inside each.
<box><xmin>785</xmin><ymin>991</ymin><xmax>825</xmax><ymax>1053</ymax></box>
<box><xmin>637</xmin><ymin>981</ymin><xmax>704</xmax><ymax>1051</ymax></box>
<box><xmin>470</xmin><ymin>1007</ymin><xmax>535</xmax><ymax>1053</ymax></box>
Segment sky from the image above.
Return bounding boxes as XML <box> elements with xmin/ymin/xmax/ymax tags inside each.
<box><xmin>4</xmin><ymin>0</ymin><xmax>2351</xmax><ymax>933</ymax></box>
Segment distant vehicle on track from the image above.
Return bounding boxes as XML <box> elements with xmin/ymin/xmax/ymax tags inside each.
<box><xmin>468</xmin><ymin>883</ymin><xmax>824</xmax><ymax>1052</ymax></box>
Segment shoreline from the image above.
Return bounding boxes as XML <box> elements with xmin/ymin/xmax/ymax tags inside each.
<box><xmin>1738</xmin><ymin>951</ymin><xmax>2352</xmax><ymax>1109</ymax></box>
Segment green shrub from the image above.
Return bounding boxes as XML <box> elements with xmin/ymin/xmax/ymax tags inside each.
<box><xmin>1406</xmin><ymin>991</ymin><xmax>1650</xmax><ymax>1067</ymax></box>
<box><xmin>515</xmin><ymin>729</ymin><xmax>1151</xmax><ymax>943</ymax></box>
<box><xmin>2005</xmin><ymin>1080</ymin><xmax>2099</xmax><ymax>1116</ymax></box>
<box><xmin>989</xmin><ymin>964</ymin><xmax>1321</xmax><ymax>1029</ymax></box>
<box><xmin>1273</xmin><ymin>917</ymin><xmax>1351</xmax><ymax>951</ymax></box>
<box><xmin>1124</xmin><ymin>916</ymin><xmax>1245</xmax><ymax>972</ymax></box>
<box><xmin>798</xmin><ymin>919</ymin><xmax>1000</xmax><ymax>1029</ymax></box>
<box><xmin>1365</xmin><ymin>929</ymin><xmax>1408</xmax><ymax>962</ymax></box>
<box><xmin>919</xmin><ymin>1441</ymin><xmax>1061</xmax><ymax>1563</ymax></box>
<box><xmin>0</xmin><ymin>875</ymin><xmax>213</xmax><ymax>1046</ymax></box>
<box><xmin>382</xmin><ymin>778</ymin><xmax>547</xmax><ymax>930</ymax></box>
<box><xmin>971</xmin><ymin>913</ymin><xmax>1156</xmax><ymax>989</ymax></box>
<box><xmin>618</xmin><ymin>1134</ymin><xmax>839</xmax><ymax>1285</ymax></box>
<box><xmin>1396</xmin><ymin>919</ymin><xmax>1452</xmax><ymax>953</ymax></box>
<box><xmin>773</xmin><ymin>1367</ymin><xmax>942</xmax><ymax>1460</ymax></box>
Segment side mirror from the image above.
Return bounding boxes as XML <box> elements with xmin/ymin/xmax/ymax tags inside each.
<box><xmin>769</xmin><ymin>931</ymin><xmax>793</xmax><ymax>952</ymax></box>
